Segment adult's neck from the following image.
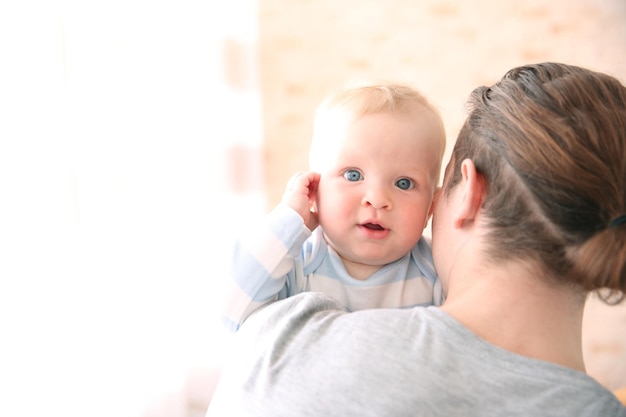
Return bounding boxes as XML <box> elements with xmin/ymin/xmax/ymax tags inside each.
<box><xmin>441</xmin><ymin>258</ymin><xmax>587</xmax><ymax>372</ymax></box>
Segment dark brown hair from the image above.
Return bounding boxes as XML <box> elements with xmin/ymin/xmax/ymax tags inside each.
<box><xmin>446</xmin><ymin>62</ymin><xmax>626</xmax><ymax>301</ymax></box>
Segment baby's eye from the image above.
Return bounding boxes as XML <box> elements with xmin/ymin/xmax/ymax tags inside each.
<box><xmin>395</xmin><ymin>178</ymin><xmax>414</xmax><ymax>190</ymax></box>
<box><xmin>343</xmin><ymin>169</ymin><xmax>362</xmax><ymax>182</ymax></box>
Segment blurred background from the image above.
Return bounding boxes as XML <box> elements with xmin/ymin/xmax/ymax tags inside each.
<box><xmin>0</xmin><ymin>1</ymin><xmax>624</xmax><ymax>416</ymax></box>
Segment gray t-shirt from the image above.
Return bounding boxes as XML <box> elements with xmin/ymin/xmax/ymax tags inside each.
<box><xmin>207</xmin><ymin>292</ymin><xmax>626</xmax><ymax>417</ymax></box>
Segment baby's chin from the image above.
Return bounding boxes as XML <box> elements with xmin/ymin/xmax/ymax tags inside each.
<box><xmin>340</xmin><ymin>248</ymin><xmax>408</xmax><ymax>267</ymax></box>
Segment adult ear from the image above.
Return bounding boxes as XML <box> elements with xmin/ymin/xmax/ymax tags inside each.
<box><xmin>453</xmin><ymin>159</ymin><xmax>485</xmax><ymax>228</ymax></box>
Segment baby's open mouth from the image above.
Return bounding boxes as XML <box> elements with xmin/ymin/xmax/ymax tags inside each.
<box><xmin>362</xmin><ymin>223</ymin><xmax>385</xmax><ymax>231</ymax></box>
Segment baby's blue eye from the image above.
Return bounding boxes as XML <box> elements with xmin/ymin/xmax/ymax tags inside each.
<box><xmin>344</xmin><ymin>169</ymin><xmax>362</xmax><ymax>182</ymax></box>
<box><xmin>396</xmin><ymin>178</ymin><xmax>413</xmax><ymax>190</ymax></box>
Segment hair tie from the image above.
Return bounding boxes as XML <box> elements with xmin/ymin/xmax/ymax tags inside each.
<box><xmin>609</xmin><ymin>215</ymin><xmax>626</xmax><ymax>228</ymax></box>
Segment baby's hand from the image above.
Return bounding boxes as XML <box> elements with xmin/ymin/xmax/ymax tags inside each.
<box><xmin>281</xmin><ymin>171</ymin><xmax>320</xmax><ymax>231</ymax></box>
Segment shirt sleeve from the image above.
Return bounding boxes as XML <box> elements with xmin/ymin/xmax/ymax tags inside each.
<box><xmin>221</xmin><ymin>204</ymin><xmax>312</xmax><ymax>331</ymax></box>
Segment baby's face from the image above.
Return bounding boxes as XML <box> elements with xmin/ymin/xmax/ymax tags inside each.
<box><xmin>314</xmin><ymin>105</ymin><xmax>444</xmax><ymax>277</ymax></box>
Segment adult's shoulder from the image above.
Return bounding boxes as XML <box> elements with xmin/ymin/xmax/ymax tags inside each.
<box><xmin>240</xmin><ymin>292</ymin><xmax>348</xmax><ymax>336</ymax></box>
<box><xmin>238</xmin><ymin>292</ymin><xmax>440</xmax><ymax>347</ymax></box>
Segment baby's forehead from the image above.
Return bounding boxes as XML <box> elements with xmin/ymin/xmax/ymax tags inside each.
<box><xmin>312</xmin><ymin>115</ymin><xmax>442</xmax><ymax>162</ymax></box>
<box><xmin>316</xmin><ymin>107</ymin><xmax>444</xmax><ymax>147</ymax></box>
<box><xmin>316</xmin><ymin>102</ymin><xmax>440</xmax><ymax>133</ymax></box>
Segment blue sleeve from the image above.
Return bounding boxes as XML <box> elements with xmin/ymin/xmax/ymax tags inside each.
<box><xmin>222</xmin><ymin>204</ymin><xmax>311</xmax><ymax>331</ymax></box>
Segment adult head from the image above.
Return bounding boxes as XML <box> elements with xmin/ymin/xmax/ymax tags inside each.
<box><xmin>308</xmin><ymin>84</ymin><xmax>446</xmax><ymax>276</ymax></box>
<box><xmin>432</xmin><ymin>62</ymin><xmax>626</xmax><ymax>303</ymax></box>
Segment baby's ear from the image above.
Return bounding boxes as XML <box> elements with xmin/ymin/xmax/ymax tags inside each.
<box><xmin>424</xmin><ymin>187</ymin><xmax>440</xmax><ymax>229</ymax></box>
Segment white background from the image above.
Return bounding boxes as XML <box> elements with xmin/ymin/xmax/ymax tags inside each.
<box><xmin>0</xmin><ymin>1</ymin><xmax>262</xmax><ymax>416</ymax></box>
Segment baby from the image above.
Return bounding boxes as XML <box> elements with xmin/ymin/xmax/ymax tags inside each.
<box><xmin>223</xmin><ymin>83</ymin><xmax>446</xmax><ymax>331</ymax></box>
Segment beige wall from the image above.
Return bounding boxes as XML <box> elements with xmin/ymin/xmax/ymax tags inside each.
<box><xmin>258</xmin><ymin>0</ymin><xmax>626</xmax><ymax>391</ymax></box>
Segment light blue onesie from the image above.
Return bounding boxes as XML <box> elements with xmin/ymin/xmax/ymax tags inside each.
<box><xmin>222</xmin><ymin>204</ymin><xmax>443</xmax><ymax>331</ymax></box>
